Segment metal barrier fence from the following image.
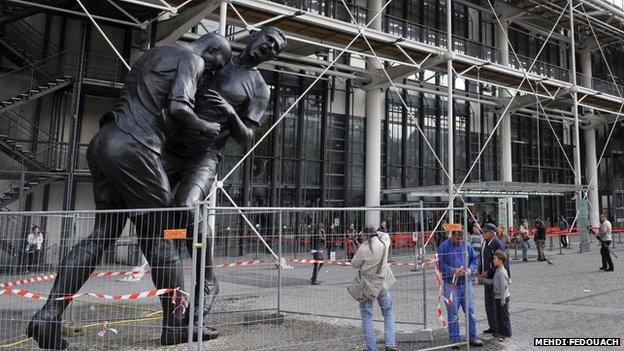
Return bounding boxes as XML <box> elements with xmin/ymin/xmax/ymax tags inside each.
<box><xmin>0</xmin><ymin>206</ymin><xmax>475</xmax><ymax>350</ymax></box>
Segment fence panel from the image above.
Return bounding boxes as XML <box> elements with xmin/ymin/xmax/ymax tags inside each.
<box><xmin>0</xmin><ymin>206</ymin><xmax>475</xmax><ymax>350</ymax></box>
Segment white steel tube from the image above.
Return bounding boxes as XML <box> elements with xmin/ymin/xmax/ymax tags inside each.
<box><xmin>75</xmin><ymin>0</ymin><xmax>132</xmax><ymax>71</ymax></box>
<box><xmin>219</xmin><ymin>1</ymin><xmax>228</xmax><ymax>36</ymax></box>
<box><xmin>569</xmin><ymin>0</ymin><xmax>586</xmax><ymax>249</ymax></box>
<box><xmin>580</xmin><ymin>50</ymin><xmax>600</xmax><ymax>227</ymax></box>
<box><xmin>497</xmin><ymin>20</ymin><xmax>513</xmax><ymax>229</ymax></box>
<box><xmin>447</xmin><ymin>0</ymin><xmax>454</xmax><ymax>223</ymax></box>
<box><xmin>365</xmin><ymin>0</ymin><xmax>383</xmax><ymax>226</ymax></box>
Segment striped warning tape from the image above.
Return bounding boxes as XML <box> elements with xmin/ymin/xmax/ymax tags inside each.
<box><xmin>0</xmin><ymin>258</ymin><xmax>416</xmax><ymax>289</ymax></box>
<box><xmin>0</xmin><ymin>287</ymin><xmax>185</xmax><ymax>302</ymax></box>
<box><xmin>0</xmin><ymin>274</ymin><xmax>57</xmax><ymax>288</ymax></box>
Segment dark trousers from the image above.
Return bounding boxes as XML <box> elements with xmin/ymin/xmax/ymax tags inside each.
<box><xmin>494</xmin><ymin>297</ymin><xmax>512</xmax><ymax>337</ymax></box>
<box><xmin>311</xmin><ymin>251</ymin><xmax>324</xmax><ymax>283</ymax></box>
<box><xmin>535</xmin><ymin>239</ymin><xmax>546</xmax><ymax>260</ymax></box>
<box><xmin>560</xmin><ymin>235</ymin><xmax>569</xmax><ymax>248</ymax></box>
<box><xmin>484</xmin><ymin>284</ymin><xmax>498</xmax><ymax>330</ymax></box>
<box><xmin>600</xmin><ymin>240</ymin><xmax>614</xmax><ymax>270</ymax></box>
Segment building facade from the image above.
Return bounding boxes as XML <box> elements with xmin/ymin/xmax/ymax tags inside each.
<box><xmin>1</xmin><ymin>0</ymin><xmax>623</xmax><ymax>231</ymax></box>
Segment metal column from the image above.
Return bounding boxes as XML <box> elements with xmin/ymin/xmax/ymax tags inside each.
<box><xmin>447</xmin><ymin>0</ymin><xmax>454</xmax><ymax>223</ymax></box>
<box><xmin>365</xmin><ymin>0</ymin><xmax>383</xmax><ymax>226</ymax></box>
<box><xmin>496</xmin><ymin>20</ymin><xmax>514</xmax><ymax>229</ymax></box>
<box><xmin>568</xmin><ymin>1</ymin><xmax>589</xmax><ymax>253</ymax></box>
<box><xmin>580</xmin><ymin>49</ymin><xmax>600</xmax><ymax>228</ymax></box>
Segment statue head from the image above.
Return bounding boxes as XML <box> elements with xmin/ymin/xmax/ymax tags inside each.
<box><xmin>242</xmin><ymin>26</ymin><xmax>286</xmax><ymax>65</ymax></box>
<box><xmin>194</xmin><ymin>33</ymin><xmax>232</xmax><ymax>71</ymax></box>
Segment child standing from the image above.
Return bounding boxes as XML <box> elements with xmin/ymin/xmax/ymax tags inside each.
<box><xmin>480</xmin><ymin>250</ymin><xmax>512</xmax><ymax>341</ymax></box>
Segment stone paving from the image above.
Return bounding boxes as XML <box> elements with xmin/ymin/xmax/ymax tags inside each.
<box><xmin>0</xmin><ymin>235</ymin><xmax>622</xmax><ymax>350</ymax></box>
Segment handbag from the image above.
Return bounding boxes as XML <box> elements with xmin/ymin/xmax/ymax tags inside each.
<box><xmin>347</xmin><ymin>239</ymin><xmax>387</xmax><ymax>302</ymax></box>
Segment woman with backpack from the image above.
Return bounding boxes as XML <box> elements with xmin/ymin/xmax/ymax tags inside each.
<box><xmin>350</xmin><ymin>225</ymin><xmax>399</xmax><ymax>351</ymax></box>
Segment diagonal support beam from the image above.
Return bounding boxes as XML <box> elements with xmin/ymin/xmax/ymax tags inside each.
<box><xmin>156</xmin><ymin>0</ymin><xmax>220</xmax><ymax>45</ymax></box>
<box><xmin>500</xmin><ymin>88</ymin><xmax>571</xmax><ymax>114</ymax></box>
<box><xmin>361</xmin><ymin>54</ymin><xmax>446</xmax><ymax>91</ymax></box>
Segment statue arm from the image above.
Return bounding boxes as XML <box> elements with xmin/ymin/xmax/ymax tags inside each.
<box><xmin>168</xmin><ymin>56</ymin><xmax>220</xmax><ymax>138</ymax></box>
<box><xmin>203</xmin><ymin>85</ymin><xmax>269</xmax><ymax>146</ymax></box>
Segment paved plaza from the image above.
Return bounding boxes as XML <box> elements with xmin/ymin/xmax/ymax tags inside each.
<box><xmin>1</xmin><ymin>235</ymin><xmax>623</xmax><ymax>350</ymax></box>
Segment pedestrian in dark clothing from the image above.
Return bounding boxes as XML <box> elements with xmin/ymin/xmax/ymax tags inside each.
<box><xmin>311</xmin><ymin>223</ymin><xmax>326</xmax><ymax>285</ymax></box>
<box><xmin>477</xmin><ymin>223</ymin><xmax>509</xmax><ymax>337</ymax></box>
<box><xmin>534</xmin><ymin>219</ymin><xmax>547</xmax><ymax>262</ymax></box>
<box><xmin>558</xmin><ymin>215</ymin><xmax>570</xmax><ymax>249</ymax></box>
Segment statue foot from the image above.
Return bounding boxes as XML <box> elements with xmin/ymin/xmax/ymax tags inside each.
<box><xmin>160</xmin><ymin>326</ymin><xmax>220</xmax><ymax>346</ymax></box>
<box><xmin>27</xmin><ymin>317</ymin><xmax>68</xmax><ymax>350</ymax></box>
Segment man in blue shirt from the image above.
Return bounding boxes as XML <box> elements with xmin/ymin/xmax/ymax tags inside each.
<box><xmin>438</xmin><ymin>228</ymin><xmax>483</xmax><ymax>348</ymax></box>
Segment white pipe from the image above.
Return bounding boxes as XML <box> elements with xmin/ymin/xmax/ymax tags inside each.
<box><xmin>569</xmin><ymin>0</ymin><xmax>587</xmax><ymax>249</ymax></box>
<box><xmin>75</xmin><ymin>0</ymin><xmax>132</xmax><ymax>71</ymax></box>
<box><xmin>219</xmin><ymin>1</ymin><xmax>228</xmax><ymax>36</ymax></box>
<box><xmin>364</xmin><ymin>0</ymin><xmax>383</xmax><ymax>227</ymax></box>
<box><xmin>447</xmin><ymin>0</ymin><xmax>454</xmax><ymax>223</ymax></box>
<box><xmin>7</xmin><ymin>0</ymin><xmax>145</xmax><ymax>28</ymax></box>
<box><xmin>107</xmin><ymin>0</ymin><xmax>142</xmax><ymax>24</ymax></box>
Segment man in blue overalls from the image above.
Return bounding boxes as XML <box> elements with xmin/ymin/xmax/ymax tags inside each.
<box><xmin>437</xmin><ymin>228</ymin><xmax>484</xmax><ymax>348</ymax></box>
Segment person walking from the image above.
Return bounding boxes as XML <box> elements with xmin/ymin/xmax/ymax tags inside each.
<box><xmin>352</xmin><ymin>226</ymin><xmax>399</xmax><ymax>351</ymax></box>
<box><xmin>534</xmin><ymin>218</ymin><xmax>547</xmax><ymax>262</ymax></box>
<box><xmin>438</xmin><ymin>229</ymin><xmax>484</xmax><ymax>348</ymax></box>
<box><xmin>345</xmin><ymin>223</ymin><xmax>358</xmax><ymax>260</ymax></box>
<box><xmin>311</xmin><ymin>223</ymin><xmax>326</xmax><ymax>285</ymax></box>
<box><xmin>479</xmin><ymin>250</ymin><xmax>512</xmax><ymax>342</ymax></box>
<box><xmin>598</xmin><ymin>214</ymin><xmax>614</xmax><ymax>272</ymax></box>
<box><xmin>25</xmin><ymin>225</ymin><xmax>44</xmax><ymax>274</ymax></box>
<box><xmin>478</xmin><ymin>223</ymin><xmax>508</xmax><ymax>337</ymax></box>
<box><xmin>558</xmin><ymin>215</ymin><xmax>570</xmax><ymax>249</ymax></box>
<box><xmin>519</xmin><ymin>219</ymin><xmax>530</xmax><ymax>262</ymax></box>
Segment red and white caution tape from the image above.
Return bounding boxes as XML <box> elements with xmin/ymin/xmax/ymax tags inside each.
<box><xmin>421</xmin><ymin>254</ymin><xmax>459</xmax><ymax>329</ymax></box>
<box><xmin>215</xmin><ymin>259</ymin><xmax>267</xmax><ymax>268</ymax></box>
<box><xmin>54</xmin><ymin>287</ymin><xmax>184</xmax><ymax>301</ymax></box>
<box><xmin>0</xmin><ymin>287</ymin><xmax>44</xmax><ymax>300</ymax></box>
<box><xmin>0</xmin><ymin>274</ymin><xmax>57</xmax><ymax>288</ymax></box>
<box><xmin>1</xmin><ymin>286</ymin><xmax>187</xmax><ymax>303</ymax></box>
<box><xmin>290</xmin><ymin>258</ymin><xmax>352</xmax><ymax>266</ymax></box>
<box><xmin>1</xmin><ymin>258</ymin><xmax>417</xmax><ymax>290</ymax></box>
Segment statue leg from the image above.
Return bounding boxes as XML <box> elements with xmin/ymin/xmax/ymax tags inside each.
<box><xmin>177</xmin><ymin>182</ymin><xmax>219</xmax><ymax>320</ymax></box>
<box><xmin>27</xmin><ymin>209</ymin><xmax>126</xmax><ymax>349</ymax></box>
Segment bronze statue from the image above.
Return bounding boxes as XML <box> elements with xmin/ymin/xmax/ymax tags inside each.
<box><xmin>162</xmin><ymin>26</ymin><xmax>286</xmax><ymax>328</ymax></box>
<box><xmin>27</xmin><ymin>33</ymin><xmax>232</xmax><ymax>349</ymax></box>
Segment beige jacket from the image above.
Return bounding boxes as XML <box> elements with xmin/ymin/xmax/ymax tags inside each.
<box><xmin>351</xmin><ymin>232</ymin><xmax>396</xmax><ymax>293</ymax></box>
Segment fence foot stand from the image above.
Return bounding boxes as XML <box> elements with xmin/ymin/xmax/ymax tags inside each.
<box><xmin>396</xmin><ymin>329</ymin><xmax>433</xmax><ymax>342</ymax></box>
<box><xmin>243</xmin><ymin>313</ymin><xmax>285</xmax><ymax>326</ymax></box>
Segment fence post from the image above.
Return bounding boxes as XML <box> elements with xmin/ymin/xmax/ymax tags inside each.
<box><xmin>463</xmin><ymin>207</ymin><xmax>470</xmax><ymax>351</ymax></box>
<box><xmin>419</xmin><ymin>201</ymin><xmax>427</xmax><ymax>330</ymax></box>
<box><xmin>187</xmin><ymin>204</ymin><xmax>200</xmax><ymax>351</ymax></box>
<box><xmin>197</xmin><ymin>205</ymin><xmax>209</xmax><ymax>350</ymax></box>
<box><xmin>277</xmin><ymin>210</ymin><xmax>283</xmax><ymax>315</ymax></box>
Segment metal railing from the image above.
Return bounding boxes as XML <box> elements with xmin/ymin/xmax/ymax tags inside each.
<box><xmin>0</xmin><ymin>51</ymin><xmax>75</xmax><ymax>104</ymax></box>
<box><xmin>268</xmin><ymin>0</ymin><xmax>624</xmax><ymax>96</ymax></box>
<box><xmin>1</xmin><ymin>19</ymin><xmax>60</xmax><ymax>60</ymax></box>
